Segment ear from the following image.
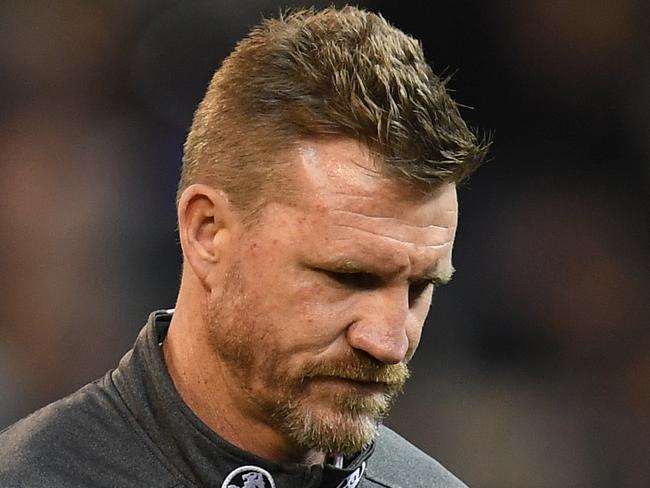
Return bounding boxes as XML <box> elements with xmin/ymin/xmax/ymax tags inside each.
<box><xmin>177</xmin><ymin>184</ymin><xmax>237</xmax><ymax>288</ymax></box>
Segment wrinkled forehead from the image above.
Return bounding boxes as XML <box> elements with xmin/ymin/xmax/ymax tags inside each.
<box><xmin>279</xmin><ymin>139</ymin><xmax>458</xmax><ymax>280</ymax></box>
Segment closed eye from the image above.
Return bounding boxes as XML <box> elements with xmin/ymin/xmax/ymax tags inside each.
<box><xmin>322</xmin><ymin>270</ymin><xmax>382</xmax><ymax>290</ymax></box>
<box><xmin>408</xmin><ymin>279</ymin><xmax>436</xmax><ymax>305</ymax></box>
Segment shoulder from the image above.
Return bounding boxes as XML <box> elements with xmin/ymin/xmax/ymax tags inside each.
<box><xmin>0</xmin><ymin>373</ymin><xmax>174</xmax><ymax>488</ymax></box>
<box><xmin>364</xmin><ymin>426</ymin><xmax>468</xmax><ymax>488</ymax></box>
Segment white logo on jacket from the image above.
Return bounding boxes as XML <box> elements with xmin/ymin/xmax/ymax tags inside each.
<box><xmin>336</xmin><ymin>461</ymin><xmax>366</xmax><ymax>488</ymax></box>
<box><xmin>221</xmin><ymin>465</ymin><xmax>276</xmax><ymax>488</ymax></box>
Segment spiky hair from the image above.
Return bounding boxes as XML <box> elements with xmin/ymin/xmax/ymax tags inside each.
<box><xmin>180</xmin><ymin>6</ymin><xmax>488</xmax><ymax>211</ymax></box>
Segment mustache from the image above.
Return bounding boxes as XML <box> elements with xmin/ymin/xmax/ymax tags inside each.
<box><xmin>299</xmin><ymin>354</ymin><xmax>410</xmax><ymax>387</ymax></box>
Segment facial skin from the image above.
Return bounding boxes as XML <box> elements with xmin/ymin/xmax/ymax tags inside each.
<box><xmin>165</xmin><ymin>138</ymin><xmax>458</xmax><ymax>464</ymax></box>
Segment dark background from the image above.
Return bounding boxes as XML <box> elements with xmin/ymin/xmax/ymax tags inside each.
<box><xmin>1</xmin><ymin>1</ymin><xmax>648</xmax><ymax>486</ymax></box>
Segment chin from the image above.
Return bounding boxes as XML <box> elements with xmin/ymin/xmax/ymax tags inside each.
<box><xmin>273</xmin><ymin>396</ymin><xmax>384</xmax><ymax>455</ymax></box>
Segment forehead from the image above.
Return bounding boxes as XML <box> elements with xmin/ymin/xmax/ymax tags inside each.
<box><xmin>291</xmin><ymin>138</ymin><xmax>457</xmax><ymax>222</ymax></box>
<box><xmin>282</xmin><ymin>138</ymin><xmax>458</xmax><ymax>277</ymax></box>
<box><xmin>296</xmin><ymin>140</ymin><xmax>414</xmax><ymax>202</ymax></box>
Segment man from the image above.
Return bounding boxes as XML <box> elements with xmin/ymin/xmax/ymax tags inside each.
<box><xmin>0</xmin><ymin>6</ymin><xmax>487</xmax><ymax>488</ymax></box>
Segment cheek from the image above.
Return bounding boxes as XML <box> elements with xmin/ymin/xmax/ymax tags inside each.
<box><xmin>404</xmin><ymin>322</ymin><xmax>424</xmax><ymax>363</ymax></box>
<box><xmin>241</xmin><ymin>237</ymin><xmax>350</xmax><ymax>349</ymax></box>
<box><xmin>265</xmin><ymin>279</ymin><xmax>356</xmax><ymax>364</ymax></box>
<box><xmin>281</xmin><ymin>281</ymin><xmax>346</xmax><ymax>345</ymax></box>
<box><xmin>405</xmin><ymin>295</ymin><xmax>432</xmax><ymax>357</ymax></box>
<box><xmin>406</xmin><ymin>319</ymin><xmax>424</xmax><ymax>354</ymax></box>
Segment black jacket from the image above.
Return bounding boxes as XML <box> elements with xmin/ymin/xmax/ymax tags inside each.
<box><xmin>0</xmin><ymin>310</ymin><xmax>467</xmax><ymax>487</ymax></box>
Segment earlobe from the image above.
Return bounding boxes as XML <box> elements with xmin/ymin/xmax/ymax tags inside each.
<box><xmin>177</xmin><ymin>184</ymin><xmax>235</xmax><ymax>286</ymax></box>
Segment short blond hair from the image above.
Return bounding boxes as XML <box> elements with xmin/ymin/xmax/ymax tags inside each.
<box><xmin>180</xmin><ymin>6</ymin><xmax>487</xmax><ymax>214</ymax></box>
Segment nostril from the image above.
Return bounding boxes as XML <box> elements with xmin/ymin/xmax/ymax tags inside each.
<box><xmin>346</xmin><ymin>321</ymin><xmax>409</xmax><ymax>365</ymax></box>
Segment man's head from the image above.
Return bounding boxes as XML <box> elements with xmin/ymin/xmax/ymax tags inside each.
<box><xmin>172</xmin><ymin>7</ymin><xmax>487</xmax><ymax>461</ymax></box>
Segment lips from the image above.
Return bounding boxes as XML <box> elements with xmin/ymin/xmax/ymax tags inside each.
<box><xmin>337</xmin><ymin>377</ymin><xmax>392</xmax><ymax>394</ymax></box>
<box><xmin>296</xmin><ymin>356</ymin><xmax>410</xmax><ymax>397</ymax></box>
<box><xmin>309</xmin><ymin>375</ymin><xmax>392</xmax><ymax>395</ymax></box>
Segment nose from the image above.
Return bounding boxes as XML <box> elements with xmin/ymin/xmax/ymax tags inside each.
<box><xmin>345</xmin><ymin>288</ymin><xmax>411</xmax><ymax>365</ymax></box>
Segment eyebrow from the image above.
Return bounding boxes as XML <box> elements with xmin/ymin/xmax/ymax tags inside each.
<box><xmin>422</xmin><ymin>265</ymin><xmax>455</xmax><ymax>285</ymax></box>
<box><xmin>326</xmin><ymin>260</ymin><xmax>455</xmax><ymax>285</ymax></box>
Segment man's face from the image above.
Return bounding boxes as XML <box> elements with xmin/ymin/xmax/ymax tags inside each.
<box><xmin>207</xmin><ymin>138</ymin><xmax>458</xmax><ymax>456</ymax></box>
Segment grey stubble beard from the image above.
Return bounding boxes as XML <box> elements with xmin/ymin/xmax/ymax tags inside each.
<box><xmin>207</xmin><ymin>259</ymin><xmax>409</xmax><ymax>456</ymax></box>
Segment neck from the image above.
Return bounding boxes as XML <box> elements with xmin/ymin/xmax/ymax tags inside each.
<box><xmin>163</xmin><ymin>284</ymin><xmax>325</xmax><ymax>465</ymax></box>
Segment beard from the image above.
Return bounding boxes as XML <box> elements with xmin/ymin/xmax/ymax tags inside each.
<box><xmin>268</xmin><ymin>355</ymin><xmax>409</xmax><ymax>456</ymax></box>
<box><xmin>207</xmin><ymin>261</ymin><xmax>410</xmax><ymax>456</ymax></box>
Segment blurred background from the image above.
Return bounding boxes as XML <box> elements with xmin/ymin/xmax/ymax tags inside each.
<box><xmin>0</xmin><ymin>0</ymin><xmax>648</xmax><ymax>486</ymax></box>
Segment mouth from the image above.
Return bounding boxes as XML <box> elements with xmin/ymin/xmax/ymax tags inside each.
<box><xmin>308</xmin><ymin>375</ymin><xmax>391</xmax><ymax>395</ymax></box>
